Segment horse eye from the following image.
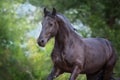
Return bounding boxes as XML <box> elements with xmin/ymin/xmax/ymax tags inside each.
<box><xmin>49</xmin><ymin>23</ymin><xmax>53</xmax><ymax>26</ymax></box>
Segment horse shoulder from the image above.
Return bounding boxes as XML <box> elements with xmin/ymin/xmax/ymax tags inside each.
<box><xmin>63</xmin><ymin>39</ymin><xmax>86</xmax><ymax>69</ymax></box>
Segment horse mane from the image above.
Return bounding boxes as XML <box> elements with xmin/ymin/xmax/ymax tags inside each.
<box><xmin>56</xmin><ymin>14</ymin><xmax>75</xmax><ymax>31</ymax></box>
<box><xmin>56</xmin><ymin>13</ymin><xmax>83</xmax><ymax>39</ymax></box>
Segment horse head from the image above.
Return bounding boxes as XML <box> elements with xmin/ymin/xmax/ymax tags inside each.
<box><xmin>37</xmin><ymin>8</ymin><xmax>59</xmax><ymax>47</ymax></box>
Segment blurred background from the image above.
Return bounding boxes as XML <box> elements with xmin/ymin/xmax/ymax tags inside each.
<box><xmin>0</xmin><ymin>0</ymin><xmax>120</xmax><ymax>80</ymax></box>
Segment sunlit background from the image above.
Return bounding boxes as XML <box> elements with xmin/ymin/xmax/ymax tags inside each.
<box><xmin>0</xmin><ymin>0</ymin><xmax>120</xmax><ymax>80</ymax></box>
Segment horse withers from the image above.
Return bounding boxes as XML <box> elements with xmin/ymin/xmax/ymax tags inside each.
<box><xmin>37</xmin><ymin>8</ymin><xmax>117</xmax><ymax>80</ymax></box>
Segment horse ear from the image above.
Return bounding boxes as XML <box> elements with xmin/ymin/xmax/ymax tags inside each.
<box><xmin>52</xmin><ymin>8</ymin><xmax>56</xmax><ymax>16</ymax></box>
<box><xmin>44</xmin><ymin>8</ymin><xmax>49</xmax><ymax>17</ymax></box>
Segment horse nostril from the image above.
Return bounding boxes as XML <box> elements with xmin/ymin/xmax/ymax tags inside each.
<box><xmin>37</xmin><ymin>39</ymin><xmax>45</xmax><ymax>46</ymax></box>
<box><xmin>41</xmin><ymin>40</ymin><xmax>44</xmax><ymax>43</ymax></box>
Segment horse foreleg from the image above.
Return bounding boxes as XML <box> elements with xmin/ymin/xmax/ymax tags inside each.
<box><xmin>69</xmin><ymin>66</ymin><xmax>81</xmax><ymax>80</ymax></box>
<box><xmin>47</xmin><ymin>66</ymin><xmax>63</xmax><ymax>80</ymax></box>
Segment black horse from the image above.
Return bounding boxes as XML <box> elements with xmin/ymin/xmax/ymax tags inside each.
<box><xmin>37</xmin><ymin>8</ymin><xmax>117</xmax><ymax>80</ymax></box>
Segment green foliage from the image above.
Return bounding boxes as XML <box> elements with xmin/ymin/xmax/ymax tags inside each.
<box><xmin>0</xmin><ymin>0</ymin><xmax>34</xmax><ymax>80</ymax></box>
<box><xmin>26</xmin><ymin>38</ymin><xmax>52</xmax><ymax>80</ymax></box>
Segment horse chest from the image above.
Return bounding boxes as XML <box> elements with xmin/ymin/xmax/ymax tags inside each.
<box><xmin>51</xmin><ymin>52</ymin><xmax>73</xmax><ymax>72</ymax></box>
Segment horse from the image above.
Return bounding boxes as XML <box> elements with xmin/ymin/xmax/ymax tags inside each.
<box><xmin>37</xmin><ymin>8</ymin><xmax>117</xmax><ymax>80</ymax></box>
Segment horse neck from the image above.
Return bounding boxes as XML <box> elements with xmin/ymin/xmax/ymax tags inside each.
<box><xmin>54</xmin><ymin>24</ymin><xmax>72</xmax><ymax>50</ymax></box>
<box><xmin>54</xmin><ymin>16</ymin><xmax>82</xmax><ymax>49</ymax></box>
<box><xmin>55</xmin><ymin>22</ymin><xmax>72</xmax><ymax>42</ymax></box>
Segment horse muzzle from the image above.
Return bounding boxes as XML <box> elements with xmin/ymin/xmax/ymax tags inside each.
<box><xmin>37</xmin><ymin>38</ymin><xmax>47</xmax><ymax>47</ymax></box>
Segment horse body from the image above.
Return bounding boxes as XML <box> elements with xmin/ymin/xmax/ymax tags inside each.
<box><xmin>52</xmin><ymin>23</ymin><xmax>114</xmax><ymax>74</ymax></box>
<box><xmin>37</xmin><ymin>8</ymin><xmax>117</xmax><ymax>80</ymax></box>
<box><xmin>83</xmin><ymin>38</ymin><xmax>112</xmax><ymax>73</ymax></box>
